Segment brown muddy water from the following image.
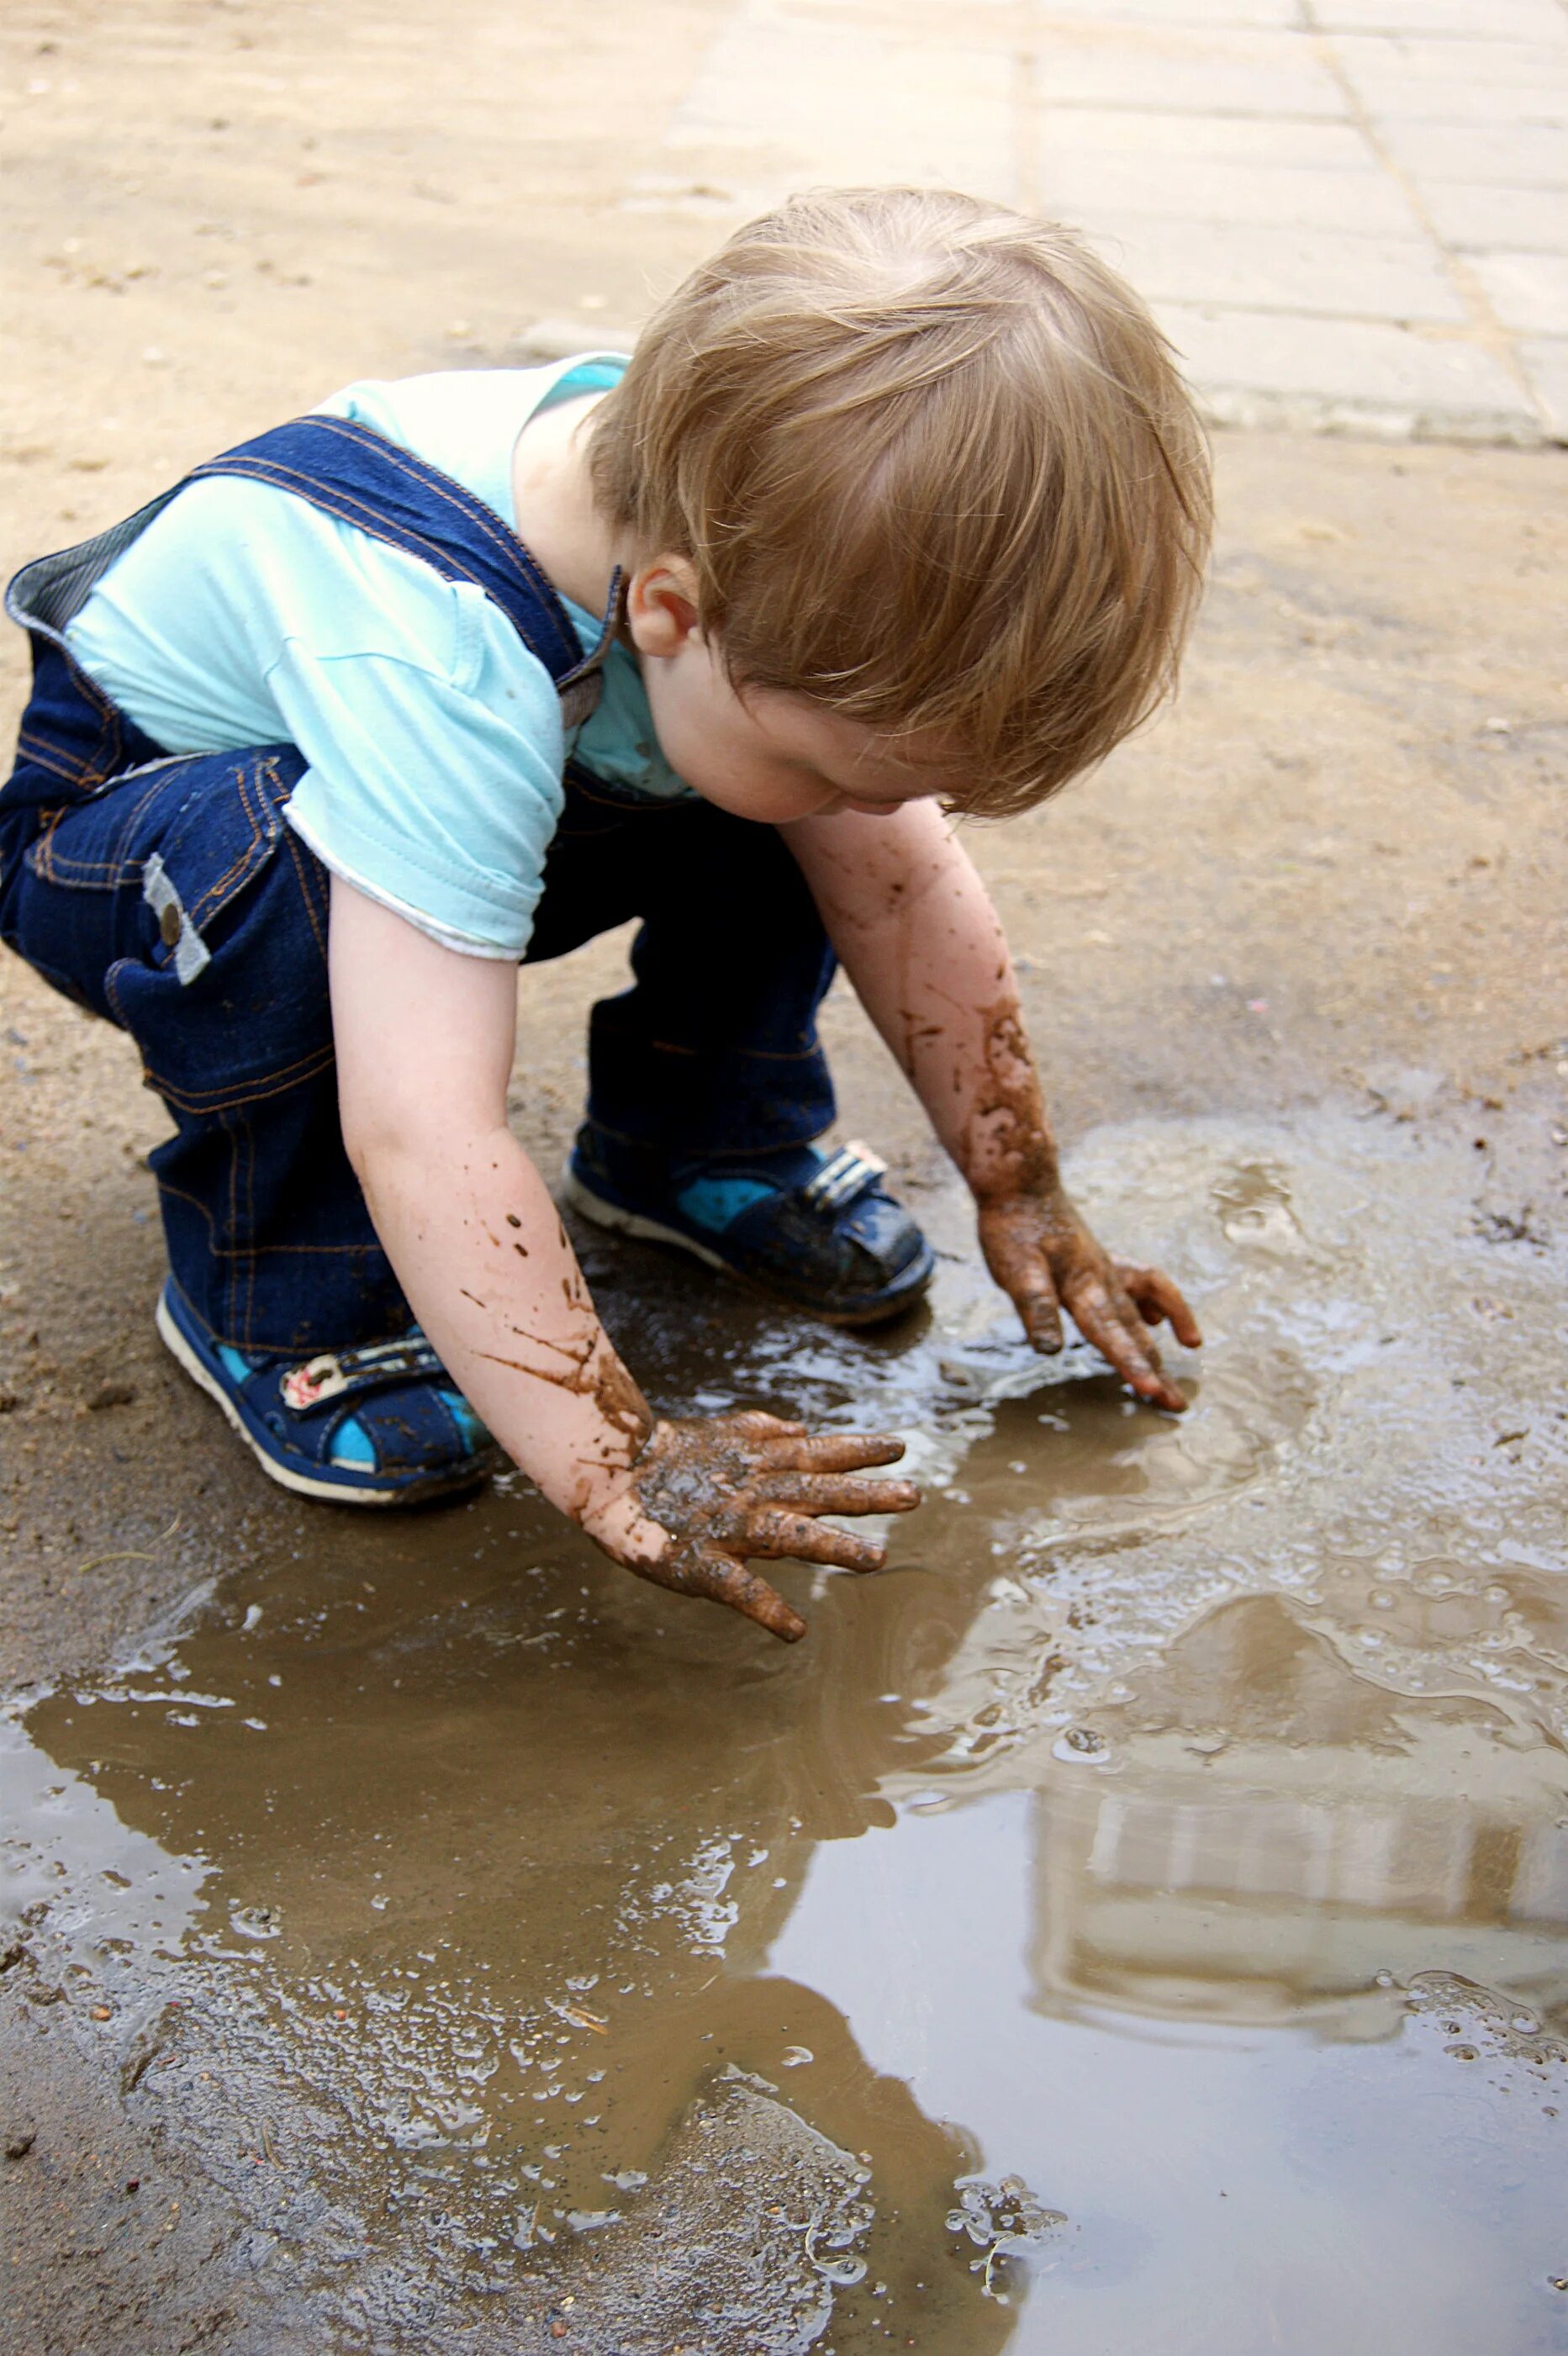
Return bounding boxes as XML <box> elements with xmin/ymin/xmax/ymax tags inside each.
<box><xmin>5</xmin><ymin>1113</ymin><xmax>1567</xmax><ymax>2354</ymax></box>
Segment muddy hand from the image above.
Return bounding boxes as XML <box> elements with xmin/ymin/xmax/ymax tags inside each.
<box><xmin>590</xmin><ymin>1410</ymin><xmax>919</xmax><ymax>1643</ymax></box>
<box><xmin>977</xmin><ymin>1186</ymin><xmax>1201</xmax><ymax>1413</ymax></box>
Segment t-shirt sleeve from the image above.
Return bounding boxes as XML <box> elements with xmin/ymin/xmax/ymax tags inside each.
<box><xmin>271</xmin><ymin>580</ymin><xmax>566</xmax><ymax>961</ymax></box>
<box><xmin>64</xmin><ymin>471</ymin><xmax>571</xmax><ymax>962</ymax></box>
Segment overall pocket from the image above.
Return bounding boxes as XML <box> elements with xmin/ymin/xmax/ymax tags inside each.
<box><xmin>3</xmin><ymin>753</ymin><xmax>224</xmax><ymax>1017</ymax></box>
<box><xmin>86</xmin><ymin>746</ymin><xmax>332</xmax><ymax>1113</ymax></box>
<box><xmin>29</xmin><ymin>744</ymin><xmax>293</xmax><ymax>913</ymax></box>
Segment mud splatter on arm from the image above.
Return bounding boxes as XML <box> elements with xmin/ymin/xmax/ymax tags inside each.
<box><xmin>330</xmin><ymin>873</ymin><xmax>914</xmax><ymax>1640</ymax></box>
<box><xmin>784</xmin><ymin>800</ymin><xmax>1201</xmax><ymax>1409</ymax></box>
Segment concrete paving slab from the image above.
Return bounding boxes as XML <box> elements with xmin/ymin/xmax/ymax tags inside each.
<box><xmin>1157</xmin><ymin>300</ymin><xmax>1544</xmax><ymax>436</ymax></box>
<box><xmin>1328</xmin><ymin>37</ymin><xmax>1568</xmax><ymax>133</ymax></box>
<box><xmin>786</xmin><ymin>0</ymin><xmax>1019</xmax><ymax>48</ymax></box>
<box><xmin>1039</xmin><ymin>0</ymin><xmax>1303</xmax><ymax>24</ymax></box>
<box><xmin>1329</xmin><ymin>35</ymin><xmax>1568</xmax><ymax>87</ymax></box>
<box><xmin>1344</xmin><ymin>77</ymin><xmax>1568</xmax><ymax>129</ymax></box>
<box><xmin>1035</xmin><ymin>147</ymin><xmax>1426</xmax><ymax>235</ymax></box>
<box><xmin>1378</xmin><ymin>121</ymin><xmax>1568</xmax><ymax>185</ymax></box>
<box><xmin>665</xmin><ymin>3</ymin><xmax>1017</xmax><ymax>203</ymax></box>
<box><xmin>1084</xmin><ymin>214</ymin><xmax>1468</xmax><ymax>320</ymax></box>
<box><xmin>626</xmin><ymin>0</ymin><xmax>1568</xmax><ymax>444</ymax></box>
<box><xmin>1418</xmin><ymin>179</ymin><xmax>1568</xmax><ymax>252</ymax></box>
<box><xmin>1029</xmin><ymin>106</ymin><xmax>1375</xmax><ymax>167</ymax></box>
<box><xmin>1470</xmin><ymin>249</ymin><xmax>1568</xmax><ymax>334</ymax></box>
<box><xmin>1312</xmin><ymin>0</ymin><xmax>1568</xmax><ymax>34</ymax></box>
<box><xmin>1032</xmin><ymin>27</ymin><xmax>1349</xmax><ymax>118</ymax></box>
<box><xmin>1520</xmin><ymin>333</ymin><xmax>1568</xmax><ymax>433</ymax></box>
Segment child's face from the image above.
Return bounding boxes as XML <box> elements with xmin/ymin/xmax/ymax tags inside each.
<box><xmin>626</xmin><ymin>559</ymin><xmax>964</xmax><ymax>823</ymax></box>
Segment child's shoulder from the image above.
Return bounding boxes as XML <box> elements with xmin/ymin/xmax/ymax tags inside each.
<box><xmin>316</xmin><ymin>355</ymin><xmax>629</xmax><ymax>531</ymax></box>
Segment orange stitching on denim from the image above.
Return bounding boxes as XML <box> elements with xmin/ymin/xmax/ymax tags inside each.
<box><xmin>153</xmin><ymin>1175</ymin><xmax>377</xmax><ymax>1259</ymax></box>
<box><xmin>302</xmin><ymin>418</ymin><xmax>531</xmax><ymax>565</ymax></box>
<box><xmin>191</xmin><ymin>457</ymin><xmax>524</xmax><ymax>614</ymax></box>
<box><xmin>189</xmin><ymin>438</ymin><xmax>557</xmax><ymax>660</ymax></box>
<box><xmin>281</xmin><ymin>819</ymin><xmax>328</xmax><ymax>965</ymax></box>
<box><xmin>300</xmin><ymin>419</ymin><xmax>525</xmax><ymax>551</ymax></box>
<box><xmin>16</xmin><ymin>637</ymin><xmax>129</xmax><ymax>785</ymax></box>
<box><xmin>29</xmin><ymin>817</ymin><xmax>61</xmax><ymax>883</ymax></box>
<box><xmin>48</xmin><ymin>646</ymin><xmax>124</xmax><ymax>775</ymax></box>
<box><xmin>27</xmin><ymin>760</ymin><xmax>194</xmax><ymax>887</ymax></box>
<box><xmin>258</xmin><ymin>415</ymin><xmax>541</xmax><ymax>581</ymax></box>
<box><xmin>36</xmin><ymin>752</ymin><xmax>282</xmax><ymax>912</ymax></box>
<box><xmin>185</xmin><ymin>763</ymin><xmax>269</xmax><ymax>929</ymax></box>
<box><xmin>247</xmin><ymin>1243</ymin><xmax>382</xmax><ymax>1256</ymax></box>
<box><xmin>144</xmin><ymin>1043</ymin><xmax>338</xmax><ymax>1114</ymax></box>
<box><xmin>154</xmin><ymin>1176</ymin><xmax>218</xmax><ymax>1240</ymax></box>
<box><xmin>16</xmin><ymin>732</ymin><xmax>98</xmax><ymax>784</ymax></box>
<box><xmin>187</xmin><ymin>764</ymin><xmax>260</xmax><ymax>920</ymax></box>
<box><xmin>31</xmin><ymin>769</ymin><xmax>138</xmax><ymax>884</ymax></box>
<box><xmin>103</xmin><ymin>959</ymin><xmax>134</xmax><ymax>1036</ymax></box>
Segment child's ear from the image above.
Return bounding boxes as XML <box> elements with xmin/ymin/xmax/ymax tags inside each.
<box><xmin>626</xmin><ymin>557</ymin><xmax>701</xmax><ymax>658</ymax></box>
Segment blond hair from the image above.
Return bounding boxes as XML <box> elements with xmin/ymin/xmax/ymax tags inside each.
<box><xmin>589</xmin><ymin>188</ymin><xmax>1212</xmax><ymax>816</ymax></box>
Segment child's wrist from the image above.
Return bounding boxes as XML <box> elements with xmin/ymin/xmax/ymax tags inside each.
<box><xmin>575</xmin><ymin>1448</ymin><xmax>668</xmax><ymax>1569</ymax></box>
<box><xmin>968</xmin><ymin>1143</ymin><xmax>1063</xmax><ymax>1207</ymax></box>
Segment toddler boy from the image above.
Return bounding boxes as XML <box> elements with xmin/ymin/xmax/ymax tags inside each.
<box><xmin>1</xmin><ymin>188</ymin><xmax>1208</xmax><ymax>1640</ymax></box>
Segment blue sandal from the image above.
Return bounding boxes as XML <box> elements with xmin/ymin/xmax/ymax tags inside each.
<box><xmin>155</xmin><ymin>1281</ymin><xmax>496</xmax><ymax>1505</ymax></box>
<box><xmin>562</xmin><ymin>1126</ymin><xmax>934</xmax><ymax>1325</ymax></box>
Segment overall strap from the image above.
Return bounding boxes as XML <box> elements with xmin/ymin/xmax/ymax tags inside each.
<box><xmin>190</xmin><ymin>415</ymin><xmax>619</xmax><ymax>726</ymax></box>
<box><xmin>5</xmin><ymin>412</ymin><xmax>619</xmax><ymax>732</ymax></box>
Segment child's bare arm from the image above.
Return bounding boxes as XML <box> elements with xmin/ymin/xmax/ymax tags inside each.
<box><xmin>786</xmin><ymin>801</ymin><xmax>1201</xmax><ymax>1410</ymax></box>
<box><xmin>328</xmin><ymin>878</ymin><xmax>916</xmax><ymax>1638</ymax></box>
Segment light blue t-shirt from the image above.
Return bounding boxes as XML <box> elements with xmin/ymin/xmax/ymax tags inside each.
<box><xmin>64</xmin><ymin>357</ymin><xmax>689</xmax><ymax>959</ymax></box>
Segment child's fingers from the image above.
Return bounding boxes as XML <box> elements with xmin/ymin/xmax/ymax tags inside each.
<box><xmin>725</xmin><ymin>1410</ymin><xmax>811</xmax><ymax>1440</ymax></box>
<box><xmin>1000</xmin><ymin>1252</ymin><xmax>1064</xmax><ymax>1351</ymax></box>
<box><xmin>752</xmin><ymin>1470</ymin><xmax>921</xmax><ymax>1517</ymax></box>
<box><xmin>759</xmin><ymin>1430</ymin><xmax>907</xmax><ymax>1474</ymax></box>
<box><xmin>1067</xmin><ymin>1277</ymin><xmax>1186</xmax><ymax>1413</ymax></box>
<box><xmin>1017</xmin><ymin>1276</ymin><xmax>1066</xmax><ymax>1354</ymax></box>
<box><xmin>743</xmin><ymin>1508</ymin><xmax>888</xmax><ymax>1574</ymax></box>
<box><xmin>1115</xmin><ymin>1260</ymin><xmax>1203</xmax><ymax>1350</ymax></box>
<box><xmin>683</xmin><ymin>1542</ymin><xmax>807</xmax><ymax>1642</ymax></box>
<box><xmin>983</xmin><ymin>1226</ymin><xmax>1065</xmax><ymax>1350</ymax></box>
<box><xmin>1107</xmin><ymin>1274</ymin><xmax>1164</xmax><ymax>1368</ymax></box>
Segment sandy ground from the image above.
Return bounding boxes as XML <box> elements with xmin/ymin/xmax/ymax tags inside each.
<box><xmin>2</xmin><ymin>1</ymin><xmax>1566</xmax><ymax>2349</ymax></box>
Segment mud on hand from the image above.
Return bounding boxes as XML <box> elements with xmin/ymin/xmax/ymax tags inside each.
<box><xmin>594</xmin><ymin>1410</ymin><xmax>920</xmax><ymax>1644</ymax></box>
<box><xmin>977</xmin><ymin>1184</ymin><xmax>1201</xmax><ymax>1414</ymax></box>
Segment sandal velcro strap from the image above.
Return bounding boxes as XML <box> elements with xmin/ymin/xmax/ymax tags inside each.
<box><xmin>800</xmin><ymin>1139</ymin><xmax>889</xmax><ymax>1217</ymax></box>
<box><xmin>564</xmin><ymin>1122</ymin><xmax>934</xmax><ymax>1327</ymax></box>
<box><xmin>280</xmin><ymin>1334</ymin><xmax>445</xmax><ymax>1415</ymax></box>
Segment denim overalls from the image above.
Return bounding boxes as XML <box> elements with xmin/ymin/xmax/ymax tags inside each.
<box><xmin>0</xmin><ymin>417</ymin><xmax>837</xmax><ymax>1358</ymax></box>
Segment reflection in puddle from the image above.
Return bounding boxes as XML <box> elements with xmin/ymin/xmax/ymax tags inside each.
<box><xmin>775</xmin><ymin>1783</ymin><xmax>1567</xmax><ymax>2354</ymax></box>
<box><xmin>6</xmin><ymin>1117</ymin><xmax>1568</xmax><ymax>2352</ymax></box>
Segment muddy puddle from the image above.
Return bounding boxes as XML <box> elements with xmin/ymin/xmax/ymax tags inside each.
<box><xmin>6</xmin><ymin>1113</ymin><xmax>1568</xmax><ymax>2353</ymax></box>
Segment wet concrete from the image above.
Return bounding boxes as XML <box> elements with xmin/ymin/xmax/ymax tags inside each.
<box><xmin>6</xmin><ymin>1112</ymin><xmax>1565</xmax><ymax>2352</ymax></box>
